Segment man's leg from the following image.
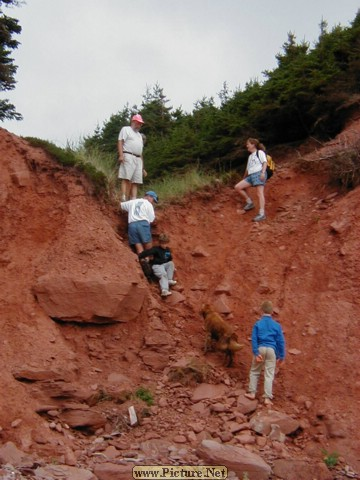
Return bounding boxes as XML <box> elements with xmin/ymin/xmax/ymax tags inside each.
<box><xmin>130</xmin><ymin>182</ymin><xmax>139</xmax><ymax>200</ymax></box>
<box><xmin>137</xmin><ymin>222</ymin><xmax>152</xmax><ymax>252</ymax></box>
<box><xmin>130</xmin><ymin>159</ymin><xmax>143</xmax><ymax>200</ymax></box>
<box><xmin>129</xmin><ymin>222</ymin><xmax>147</xmax><ymax>254</ymax></box>
<box><xmin>134</xmin><ymin>243</ymin><xmax>144</xmax><ymax>254</ymax></box>
<box><xmin>120</xmin><ymin>179</ymin><xmax>131</xmax><ymax>201</ymax></box>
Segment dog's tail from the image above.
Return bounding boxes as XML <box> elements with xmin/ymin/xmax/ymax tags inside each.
<box><xmin>217</xmin><ymin>338</ymin><xmax>244</xmax><ymax>352</ymax></box>
<box><xmin>228</xmin><ymin>339</ymin><xmax>244</xmax><ymax>351</ymax></box>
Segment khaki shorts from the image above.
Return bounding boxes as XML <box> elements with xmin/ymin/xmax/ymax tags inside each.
<box><xmin>118</xmin><ymin>153</ymin><xmax>143</xmax><ymax>184</ymax></box>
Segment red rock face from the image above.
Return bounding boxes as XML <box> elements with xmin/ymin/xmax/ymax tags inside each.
<box><xmin>1</xmin><ymin>122</ymin><xmax>360</xmax><ymax>473</ymax></box>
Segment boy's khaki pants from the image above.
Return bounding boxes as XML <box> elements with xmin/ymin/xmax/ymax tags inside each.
<box><xmin>248</xmin><ymin>346</ymin><xmax>276</xmax><ymax>399</ymax></box>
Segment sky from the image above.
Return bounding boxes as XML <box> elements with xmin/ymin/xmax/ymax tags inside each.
<box><xmin>1</xmin><ymin>0</ymin><xmax>359</xmax><ymax>147</ymax></box>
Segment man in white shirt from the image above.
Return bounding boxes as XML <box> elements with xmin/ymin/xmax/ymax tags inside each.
<box><xmin>118</xmin><ymin>114</ymin><xmax>147</xmax><ymax>201</ymax></box>
<box><xmin>120</xmin><ymin>191</ymin><xmax>158</xmax><ymax>254</ymax></box>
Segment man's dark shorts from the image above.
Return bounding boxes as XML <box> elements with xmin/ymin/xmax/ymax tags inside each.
<box><xmin>128</xmin><ymin>220</ymin><xmax>151</xmax><ymax>245</ymax></box>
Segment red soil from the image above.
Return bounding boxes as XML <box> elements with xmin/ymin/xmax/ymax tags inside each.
<box><xmin>0</xmin><ymin>118</ymin><xmax>359</xmax><ymax>473</ymax></box>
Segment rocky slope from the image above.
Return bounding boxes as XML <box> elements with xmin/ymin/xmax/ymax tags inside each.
<box><xmin>0</xmin><ymin>121</ymin><xmax>359</xmax><ymax>479</ymax></box>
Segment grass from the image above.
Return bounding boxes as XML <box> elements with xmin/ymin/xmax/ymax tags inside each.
<box><xmin>75</xmin><ymin>145</ymin><xmax>119</xmax><ymax>197</ymax></box>
<box><xmin>74</xmin><ymin>145</ymin><xmax>227</xmax><ymax>204</ymax></box>
<box><xmin>24</xmin><ymin>137</ymin><xmax>233</xmax><ymax>204</ymax></box>
<box><xmin>139</xmin><ymin>168</ymin><xmax>225</xmax><ymax>205</ymax></box>
<box><xmin>24</xmin><ymin>137</ymin><xmax>109</xmax><ymax>197</ymax></box>
<box><xmin>134</xmin><ymin>386</ymin><xmax>154</xmax><ymax>406</ymax></box>
<box><xmin>322</xmin><ymin>449</ymin><xmax>339</xmax><ymax>468</ymax></box>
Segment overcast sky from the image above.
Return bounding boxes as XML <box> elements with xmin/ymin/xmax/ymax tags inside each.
<box><xmin>1</xmin><ymin>0</ymin><xmax>359</xmax><ymax>147</ymax></box>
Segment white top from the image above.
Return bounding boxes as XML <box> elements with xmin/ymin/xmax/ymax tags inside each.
<box><xmin>118</xmin><ymin>126</ymin><xmax>143</xmax><ymax>156</ymax></box>
<box><xmin>247</xmin><ymin>150</ymin><xmax>267</xmax><ymax>175</ymax></box>
<box><xmin>120</xmin><ymin>198</ymin><xmax>155</xmax><ymax>224</ymax></box>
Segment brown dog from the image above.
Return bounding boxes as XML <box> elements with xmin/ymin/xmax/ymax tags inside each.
<box><xmin>201</xmin><ymin>304</ymin><xmax>243</xmax><ymax>367</ymax></box>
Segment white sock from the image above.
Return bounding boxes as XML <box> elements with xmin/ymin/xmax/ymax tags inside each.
<box><xmin>259</xmin><ymin>209</ymin><xmax>265</xmax><ymax>215</ymax></box>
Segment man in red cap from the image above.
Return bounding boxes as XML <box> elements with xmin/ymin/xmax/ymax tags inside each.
<box><xmin>118</xmin><ymin>114</ymin><xmax>146</xmax><ymax>201</ymax></box>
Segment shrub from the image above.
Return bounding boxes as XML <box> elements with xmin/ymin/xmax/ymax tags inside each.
<box><xmin>297</xmin><ymin>138</ymin><xmax>360</xmax><ymax>189</ymax></box>
<box><xmin>329</xmin><ymin>147</ymin><xmax>360</xmax><ymax>188</ymax></box>
<box><xmin>25</xmin><ymin>137</ymin><xmax>77</xmax><ymax>166</ymax></box>
<box><xmin>24</xmin><ymin>137</ymin><xmax>108</xmax><ymax>196</ymax></box>
<box><xmin>167</xmin><ymin>358</ymin><xmax>211</xmax><ymax>385</ymax></box>
<box><xmin>322</xmin><ymin>449</ymin><xmax>339</xmax><ymax>468</ymax></box>
<box><xmin>134</xmin><ymin>387</ymin><xmax>154</xmax><ymax>406</ymax></box>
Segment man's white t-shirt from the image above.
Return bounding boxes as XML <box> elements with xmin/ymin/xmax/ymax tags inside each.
<box><xmin>120</xmin><ymin>198</ymin><xmax>155</xmax><ymax>224</ymax></box>
<box><xmin>247</xmin><ymin>150</ymin><xmax>267</xmax><ymax>175</ymax></box>
<box><xmin>118</xmin><ymin>126</ymin><xmax>143</xmax><ymax>156</ymax></box>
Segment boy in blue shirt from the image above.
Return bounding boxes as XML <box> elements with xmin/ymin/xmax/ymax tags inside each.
<box><xmin>245</xmin><ymin>300</ymin><xmax>285</xmax><ymax>405</ymax></box>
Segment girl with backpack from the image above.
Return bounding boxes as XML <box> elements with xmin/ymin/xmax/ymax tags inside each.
<box><xmin>234</xmin><ymin>137</ymin><xmax>267</xmax><ymax>222</ymax></box>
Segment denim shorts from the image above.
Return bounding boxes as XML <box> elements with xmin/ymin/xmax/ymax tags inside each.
<box><xmin>245</xmin><ymin>171</ymin><xmax>267</xmax><ymax>186</ymax></box>
<box><xmin>128</xmin><ymin>220</ymin><xmax>151</xmax><ymax>245</ymax></box>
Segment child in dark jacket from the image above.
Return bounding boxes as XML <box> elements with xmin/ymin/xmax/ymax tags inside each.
<box><xmin>138</xmin><ymin>233</ymin><xmax>176</xmax><ymax>297</ymax></box>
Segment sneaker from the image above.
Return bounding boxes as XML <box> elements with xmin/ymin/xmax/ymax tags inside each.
<box><xmin>161</xmin><ymin>289</ymin><xmax>172</xmax><ymax>297</ymax></box>
<box><xmin>264</xmin><ymin>398</ymin><xmax>273</xmax><ymax>406</ymax></box>
<box><xmin>168</xmin><ymin>280</ymin><xmax>177</xmax><ymax>286</ymax></box>
<box><xmin>243</xmin><ymin>202</ymin><xmax>255</xmax><ymax>211</ymax></box>
<box><xmin>252</xmin><ymin>213</ymin><xmax>266</xmax><ymax>222</ymax></box>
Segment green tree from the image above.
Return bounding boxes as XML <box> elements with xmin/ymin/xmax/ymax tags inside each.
<box><xmin>83</xmin><ymin>10</ymin><xmax>360</xmax><ymax>177</ymax></box>
<box><xmin>0</xmin><ymin>0</ymin><xmax>22</xmax><ymax>121</ymax></box>
<box><xmin>83</xmin><ymin>83</ymin><xmax>174</xmax><ymax>156</ymax></box>
<box><xmin>83</xmin><ymin>104</ymin><xmax>135</xmax><ymax>153</ymax></box>
<box><xmin>140</xmin><ymin>83</ymin><xmax>174</xmax><ymax>139</ymax></box>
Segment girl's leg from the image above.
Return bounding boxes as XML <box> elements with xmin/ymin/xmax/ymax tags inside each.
<box><xmin>234</xmin><ymin>179</ymin><xmax>252</xmax><ymax>204</ymax></box>
<box><xmin>256</xmin><ymin>185</ymin><xmax>265</xmax><ymax>215</ymax></box>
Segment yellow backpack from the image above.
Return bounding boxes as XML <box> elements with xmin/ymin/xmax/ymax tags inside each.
<box><xmin>256</xmin><ymin>150</ymin><xmax>275</xmax><ymax>179</ymax></box>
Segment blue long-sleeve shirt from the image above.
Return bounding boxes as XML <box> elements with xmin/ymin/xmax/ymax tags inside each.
<box><xmin>251</xmin><ymin>314</ymin><xmax>286</xmax><ymax>360</ymax></box>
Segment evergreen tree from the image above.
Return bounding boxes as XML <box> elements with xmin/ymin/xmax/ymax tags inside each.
<box><xmin>0</xmin><ymin>0</ymin><xmax>22</xmax><ymax>121</ymax></box>
<box><xmin>84</xmin><ymin>104</ymin><xmax>134</xmax><ymax>153</ymax></box>
<box><xmin>83</xmin><ymin>10</ymin><xmax>360</xmax><ymax>176</ymax></box>
<box><xmin>140</xmin><ymin>83</ymin><xmax>173</xmax><ymax>139</ymax></box>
